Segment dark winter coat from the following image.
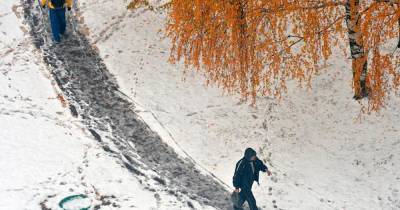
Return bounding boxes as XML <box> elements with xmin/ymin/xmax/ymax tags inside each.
<box><xmin>233</xmin><ymin>148</ymin><xmax>268</xmax><ymax>191</ymax></box>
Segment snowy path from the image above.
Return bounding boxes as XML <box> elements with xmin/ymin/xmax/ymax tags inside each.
<box><xmin>1</xmin><ymin>1</ymin><xmax>206</xmax><ymax>209</ymax></box>
<box><xmin>21</xmin><ymin>0</ymin><xmax>231</xmax><ymax>209</ymax></box>
<box><xmin>75</xmin><ymin>1</ymin><xmax>400</xmax><ymax>209</ymax></box>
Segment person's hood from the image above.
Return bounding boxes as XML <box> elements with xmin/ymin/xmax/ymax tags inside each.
<box><xmin>244</xmin><ymin>148</ymin><xmax>257</xmax><ymax>161</ymax></box>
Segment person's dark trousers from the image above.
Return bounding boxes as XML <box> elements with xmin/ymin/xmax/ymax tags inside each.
<box><xmin>49</xmin><ymin>8</ymin><xmax>66</xmax><ymax>42</ymax></box>
<box><xmin>233</xmin><ymin>189</ymin><xmax>258</xmax><ymax>210</ymax></box>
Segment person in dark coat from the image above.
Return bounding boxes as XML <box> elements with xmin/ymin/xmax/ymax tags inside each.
<box><xmin>232</xmin><ymin>148</ymin><xmax>272</xmax><ymax>210</ymax></box>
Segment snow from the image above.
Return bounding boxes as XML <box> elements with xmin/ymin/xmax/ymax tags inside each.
<box><xmin>0</xmin><ymin>1</ymin><xmax>216</xmax><ymax>209</ymax></box>
<box><xmin>77</xmin><ymin>0</ymin><xmax>400</xmax><ymax>209</ymax></box>
<box><xmin>1</xmin><ymin>0</ymin><xmax>399</xmax><ymax>209</ymax></box>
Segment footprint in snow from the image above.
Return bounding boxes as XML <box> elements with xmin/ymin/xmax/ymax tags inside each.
<box><xmin>270</xmin><ymin>176</ymin><xmax>278</xmax><ymax>183</ymax></box>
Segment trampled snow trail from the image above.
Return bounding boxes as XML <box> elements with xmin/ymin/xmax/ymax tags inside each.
<box><xmin>21</xmin><ymin>1</ymin><xmax>232</xmax><ymax>209</ymax></box>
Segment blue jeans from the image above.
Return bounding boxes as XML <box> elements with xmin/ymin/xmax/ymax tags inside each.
<box><xmin>49</xmin><ymin>8</ymin><xmax>66</xmax><ymax>42</ymax></box>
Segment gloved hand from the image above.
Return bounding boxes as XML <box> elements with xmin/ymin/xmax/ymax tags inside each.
<box><xmin>67</xmin><ymin>7</ymin><xmax>72</xmax><ymax>11</ymax></box>
<box><xmin>267</xmin><ymin>170</ymin><xmax>272</xmax><ymax>176</ymax></box>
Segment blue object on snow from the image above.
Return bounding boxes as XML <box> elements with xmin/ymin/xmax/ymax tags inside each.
<box><xmin>58</xmin><ymin>194</ymin><xmax>91</xmax><ymax>210</ymax></box>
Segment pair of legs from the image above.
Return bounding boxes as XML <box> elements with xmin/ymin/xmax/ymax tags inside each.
<box><xmin>49</xmin><ymin>8</ymin><xmax>66</xmax><ymax>42</ymax></box>
<box><xmin>233</xmin><ymin>189</ymin><xmax>258</xmax><ymax>210</ymax></box>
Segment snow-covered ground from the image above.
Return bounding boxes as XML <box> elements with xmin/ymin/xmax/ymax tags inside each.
<box><xmin>1</xmin><ymin>0</ymin><xmax>399</xmax><ymax>209</ymax></box>
<box><xmin>0</xmin><ymin>1</ymin><xmax>216</xmax><ymax>209</ymax></box>
<box><xmin>77</xmin><ymin>0</ymin><xmax>400</xmax><ymax>209</ymax></box>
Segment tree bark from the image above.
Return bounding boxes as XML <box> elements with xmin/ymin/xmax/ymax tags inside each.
<box><xmin>397</xmin><ymin>17</ymin><xmax>400</xmax><ymax>48</ymax></box>
<box><xmin>345</xmin><ymin>0</ymin><xmax>369</xmax><ymax>99</ymax></box>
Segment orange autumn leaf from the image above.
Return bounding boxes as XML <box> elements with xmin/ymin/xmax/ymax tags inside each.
<box><xmin>57</xmin><ymin>93</ymin><xmax>67</xmax><ymax>108</ymax></box>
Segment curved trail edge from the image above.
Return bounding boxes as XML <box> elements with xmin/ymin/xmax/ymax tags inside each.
<box><xmin>21</xmin><ymin>1</ymin><xmax>232</xmax><ymax>209</ymax></box>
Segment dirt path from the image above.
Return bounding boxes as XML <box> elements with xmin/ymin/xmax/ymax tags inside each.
<box><xmin>21</xmin><ymin>1</ymin><xmax>232</xmax><ymax>209</ymax></box>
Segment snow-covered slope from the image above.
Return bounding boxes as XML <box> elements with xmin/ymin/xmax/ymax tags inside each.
<box><xmin>0</xmin><ymin>1</ymin><xmax>216</xmax><ymax>209</ymax></box>
<box><xmin>77</xmin><ymin>0</ymin><xmax>400</xmax><ymax>209</ymax></box>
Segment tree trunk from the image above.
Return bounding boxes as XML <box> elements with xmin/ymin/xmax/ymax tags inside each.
<box><xmin>345</xmin><ymin>0</ymin><xmax>369</xmax><ymax>99</ymax></box>
<box><xmin>397</xmin><ymin>17</ymin><xmax>400</xmax><ymax>48</ymax></box>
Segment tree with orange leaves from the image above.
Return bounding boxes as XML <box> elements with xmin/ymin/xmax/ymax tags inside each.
<box><xmin>166</xmin><ymin>0</ymin><xmax>400</xmax><ymax>111</ymax></box>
